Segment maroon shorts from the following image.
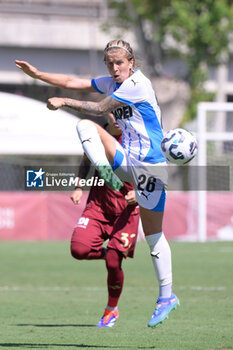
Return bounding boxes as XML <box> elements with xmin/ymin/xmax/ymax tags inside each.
<box><xmin>71</xmin><ymin>205</ymin><xmax>139</xmax><ymax>258</ymax></box>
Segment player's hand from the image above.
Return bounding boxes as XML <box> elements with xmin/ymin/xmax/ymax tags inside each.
<box><xmin>125</xmin><ymin>190</ymin><xmax>137</xmax><ymax>205</ymax></box>
<box><xmin>47</xmin><ymin>97</ymin><xmax>65</xmax><ymax>110</ymax></box>
<box><xmin>15</xmin><ymin>60</ymin><xmax>40</xmax><ymax>79</ymax></box>
<box><xmin>70</xmin><ymin>188</ymin><xmax>83</xmax><ymax>205</ymax></box>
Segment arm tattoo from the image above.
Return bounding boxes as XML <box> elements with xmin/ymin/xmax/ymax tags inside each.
<box><xmin>65</xmin><ymin>96</ymin><xmax>123</xmax><ymax>116</ymax></box>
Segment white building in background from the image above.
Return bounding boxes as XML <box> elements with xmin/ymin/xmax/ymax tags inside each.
<box><xmin>0</xmin><ymin>0</ymin><xmax>232</xmax><ymax>108</ymax></box>
<box><xmin>0</xmin><ymin>0</ymin><xmax>136</xmax><ymax>85</ymax></box>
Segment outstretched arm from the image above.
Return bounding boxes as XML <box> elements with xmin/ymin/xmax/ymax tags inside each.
<box><xmin>15</xmin><ymin>60</ymin><xmax>95</xmax><ymax>92</ymax></box>
<box><xmin>47</xmin><ymin>96</ymin><xmax>123</xmax><ymax>116</ymax></box>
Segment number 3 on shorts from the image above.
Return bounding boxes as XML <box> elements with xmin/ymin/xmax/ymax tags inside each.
<box><xmin>121</xmin><ymin>232</ymin><xmax>136</xmax><ymax>248</ymax></box>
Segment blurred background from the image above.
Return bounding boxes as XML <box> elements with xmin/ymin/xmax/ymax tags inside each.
<box><xmin>0</xmin><ymin>0</ymin><xmax>233</xmax><ymax>242</ymax></box>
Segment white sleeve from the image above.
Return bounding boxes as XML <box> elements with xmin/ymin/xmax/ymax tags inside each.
<box><xmin>91</xmin><ymin>76</ymin><xmax>113</xmax><ymax>95</ymax></box>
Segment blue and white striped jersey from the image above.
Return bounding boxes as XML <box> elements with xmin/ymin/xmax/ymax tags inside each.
<box><xmin>91</xmin><ymin>69</ymin><xmax>166</xmax><ymax>164</ymax></box>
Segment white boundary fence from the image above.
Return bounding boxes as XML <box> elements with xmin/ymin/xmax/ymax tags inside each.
<box><xmin>197</xmin><ymin>102</ymin><xmax>233</xmax><ymax>242</ymax></box>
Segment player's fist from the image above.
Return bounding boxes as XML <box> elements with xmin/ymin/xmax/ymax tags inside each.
<box><xmin>47</xmin><ymin>97</ymin><xmax>65</xmax><ymax>110</ymax></box>
<box><xmin>125</xmin><ymin>190</ymin><xmax>137</xmax><ymax>205</ymax></box>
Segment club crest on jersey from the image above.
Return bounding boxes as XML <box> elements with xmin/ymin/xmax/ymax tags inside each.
<box><xmin>112</xmin><ymin>105</ymin><xmax>132</xmax><ymax>120</ymax></box>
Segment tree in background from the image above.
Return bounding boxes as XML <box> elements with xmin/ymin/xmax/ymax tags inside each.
<box><xmin>105</xmin><ymin>0</ymin><xmax>233</xmax><ymax>121</ymax></box>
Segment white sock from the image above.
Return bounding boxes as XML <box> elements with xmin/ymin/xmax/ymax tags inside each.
<box><xmin>145</xmin><ymin>232</ymin><xmax>172</xmax><ymax>298</ymax></box>
<box><xmin>106</xmin><ymin>305</ymin><xmax>118</xmax><ymax>311</ymax></box>
<box><xmin>76</xmin><ymin>120</ymin><xmax>109</xmax><ymax>167</ymax></box>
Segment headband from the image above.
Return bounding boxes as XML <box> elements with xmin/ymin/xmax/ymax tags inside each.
<box><xmin>104</xmin><ymin>45</ymin><xmax>131</xmax><ymax>55</ymax></box>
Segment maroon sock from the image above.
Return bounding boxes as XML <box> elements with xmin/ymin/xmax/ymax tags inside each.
<box><xmin>70</xmin><ymin>241</ymin><xmax>105</xmax><ymax>260</ymax></box>
<box><xmin>105</xmin><ymin>249</ymin><xmax>124</xmax><ymax>308</ymax></box>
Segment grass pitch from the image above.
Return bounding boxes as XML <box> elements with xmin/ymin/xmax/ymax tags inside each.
<box><xmin>0</xmin><ymin>240</ymin><xmax>233</xmax><ymax>350</ymax></box>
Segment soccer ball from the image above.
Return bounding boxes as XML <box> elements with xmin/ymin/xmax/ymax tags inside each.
<box><xmin>161</xmin><ymin>128</ymin><xmax>198</xmax><ymax>165</ymax></box>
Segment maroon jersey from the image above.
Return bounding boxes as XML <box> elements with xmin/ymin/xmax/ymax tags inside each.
<box><xmin>85</xmin><ymin>134</ymin><xmax>138</xmax><ymax>216</ymax></box>
<box><xmin>72</xmin><ymin>134</ymin><xmax>139</xmax><ymax>258</ymax></box>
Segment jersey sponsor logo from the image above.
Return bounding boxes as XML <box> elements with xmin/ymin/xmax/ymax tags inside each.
<box><xmin>112</xmin><ymin>105</ymin><xmax>133</xmax><ymax>120</ymax></box>
<box><xmin>131</xmin><ymin>79</ymin><xmax>139</xmax><ymax>86</ymax></box>
<box><xmin>76</xmin><ymin>217</ymin><xmax>89</xmax><ymax>228</ymax></box>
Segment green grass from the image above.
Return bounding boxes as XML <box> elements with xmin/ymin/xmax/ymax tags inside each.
<box><xmin>0</xmin><ymin>241</ymin><xmax>233</xmax><ymax>350</ymax></box>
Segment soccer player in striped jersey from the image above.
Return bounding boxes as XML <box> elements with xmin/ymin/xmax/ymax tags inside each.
<box><xmin>15</xmin><ymin>41</ymin><xmax>180</xmax><ymax>327</ymax></box>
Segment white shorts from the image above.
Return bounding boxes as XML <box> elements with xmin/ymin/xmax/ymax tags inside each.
<box><xmin>111</xmin><ymin>139</ymin><xmax>168</xmax><ymax>211</ymax></box>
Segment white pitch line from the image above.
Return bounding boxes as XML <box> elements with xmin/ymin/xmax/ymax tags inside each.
<box><xmin>0</xmin><ymin>285</ymin><xmax>229</xmax><ymax>292</ymax></box>
<box><xmin>0</xmin><ymin>286</ymin><xmax>108</xmax><ymax>292</ymax></box>
<box><xmin>218</xmin><ymin>247</ymin><xmax>233</xmax><ymax>253</ymax></box>
<box><xmin>0</xmin><ymin>286</ymin><xmax>73</xmax><ymax>291</ymax></box>
<box><xmin>179</xmin><ymin>286</ymin><xmax>227</xmax><ymax>291</ymax></box>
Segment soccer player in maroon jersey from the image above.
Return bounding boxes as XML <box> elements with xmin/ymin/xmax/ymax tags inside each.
<box><xmin>70</xmin><ymin>114</ymin><xmax>140</xmax><ymax>327</ymax></box>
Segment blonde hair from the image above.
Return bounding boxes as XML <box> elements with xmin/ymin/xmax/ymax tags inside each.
<box><xmin>104</xmin><ymin>39</ymin><xmax>135</xmax><ymax>66</ymax></box>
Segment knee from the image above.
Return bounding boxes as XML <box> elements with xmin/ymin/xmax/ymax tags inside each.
<box><xmin>105</xmin><ymin>249</ymin><xmax>123</xmax><ymax>271</ymax></box>
<box><xmin>70</xmin><ymin>241</ymin><xmax>91</xmax><ymax>260</ymax></box>
<box><xmin>76</xmin><ymin>119</ymin><xmax>95</xmax><ymax>134</ymax></box>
